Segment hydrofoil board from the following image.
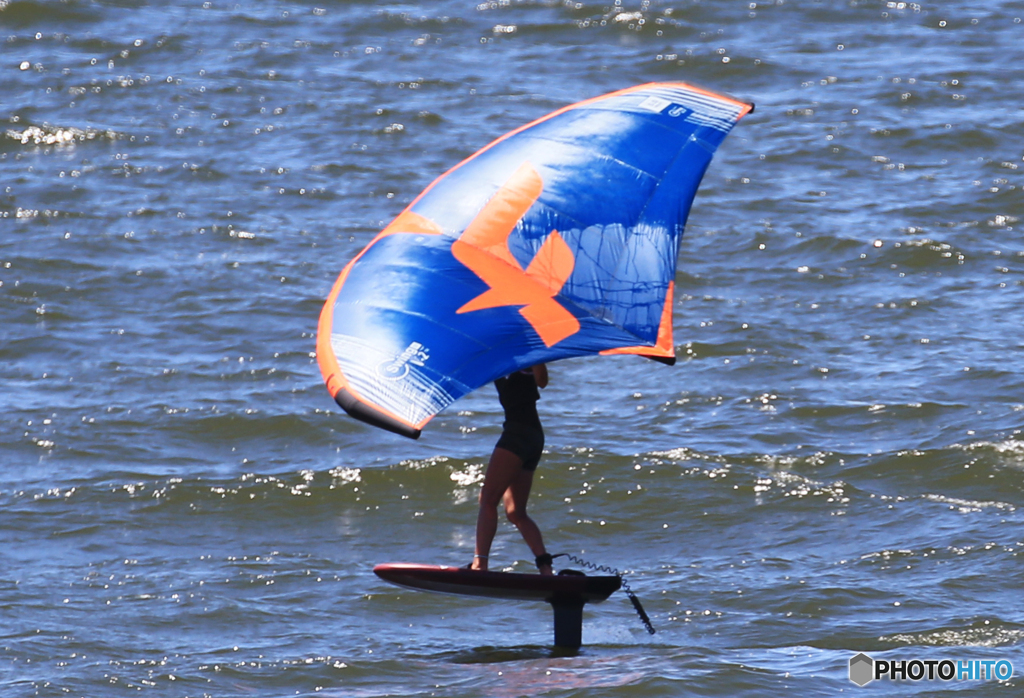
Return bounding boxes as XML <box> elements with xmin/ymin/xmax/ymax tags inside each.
<box><xmin>373</xmin><ymin>563</ymin><xmax>620</xmax><ymax>604</ymax></box>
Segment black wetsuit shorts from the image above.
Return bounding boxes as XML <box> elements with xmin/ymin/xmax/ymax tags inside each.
<box><xmin>496</xmin><ymin>421</ymin><xmax>545</xmax><ymax>472</ymax></box>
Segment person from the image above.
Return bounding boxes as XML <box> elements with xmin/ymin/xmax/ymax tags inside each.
<box><xmin>470</xmin><ymin>364</ymin><xmax>554</xmax><ymax>576</ymax></box>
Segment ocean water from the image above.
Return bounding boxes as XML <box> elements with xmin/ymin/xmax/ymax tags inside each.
<box><xmin>2</xmin><ymin>0</ymin><xmax>1023</xmax><ymax>695</ymax></box>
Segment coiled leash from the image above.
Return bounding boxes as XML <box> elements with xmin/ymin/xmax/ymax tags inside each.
<box><xmin>544</xmin><ymin>553</ymin><xmax>656</xmax><ymax>635</ymax></box>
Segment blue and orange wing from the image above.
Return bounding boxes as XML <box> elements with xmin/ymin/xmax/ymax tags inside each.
<box><xmin>317</xmin><ymin>82</ymin><xmax>753</xmax><ymax>438</ymax></box>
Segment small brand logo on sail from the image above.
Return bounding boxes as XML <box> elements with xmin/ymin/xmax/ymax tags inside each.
<box><xmin>377</xmin><ymin>342</ymin><xmax>429</xmax><ymax>380</ymax></box>
<box><xmin>638</xmin><ymin>96</ymin><xmax>671</xmax><ymax>113</ymax></box>
<box><xmin>637</xmin><ymin>96</ymin><xmax>691</xmax><ymax>119</ymax></box>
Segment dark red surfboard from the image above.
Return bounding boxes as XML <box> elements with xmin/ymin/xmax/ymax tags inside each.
<box><xmin>373</xmin><ymin>563</ymin><xmax>621</xmax><ymax>604</ymax></box>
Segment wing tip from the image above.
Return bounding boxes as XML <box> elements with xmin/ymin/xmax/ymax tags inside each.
<box><xmin>335</xmin><ymin>388</ymin><xmax>422</xmax><ymax>440</ymax></box>
<box><xmin>651</xmin><ymin>80</ymin><xmax>755</xmax><ymax>118</ymax></box>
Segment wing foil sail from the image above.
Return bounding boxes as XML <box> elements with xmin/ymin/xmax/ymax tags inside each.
<box><xmin>318</xmin><ymin>82</ymin><xmax>752</xmax><ymax>436</ymax></box>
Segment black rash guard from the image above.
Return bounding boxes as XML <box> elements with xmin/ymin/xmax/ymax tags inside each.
<box><xmin>495</xmin><ymin>370</ymin><xmax>541</xmax><ymax>428</ymax></box>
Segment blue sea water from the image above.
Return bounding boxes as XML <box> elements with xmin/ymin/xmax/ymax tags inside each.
<box><xmin>2</xmin><ymin>0</ymin><xmax>1023</xmax><ymax>695</ymax></box>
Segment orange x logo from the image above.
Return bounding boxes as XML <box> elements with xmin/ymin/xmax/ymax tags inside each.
<box><xmin>450</xmin><ymin>162</ymin><xmax>579</xmax><ymax>347</ymax></box>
